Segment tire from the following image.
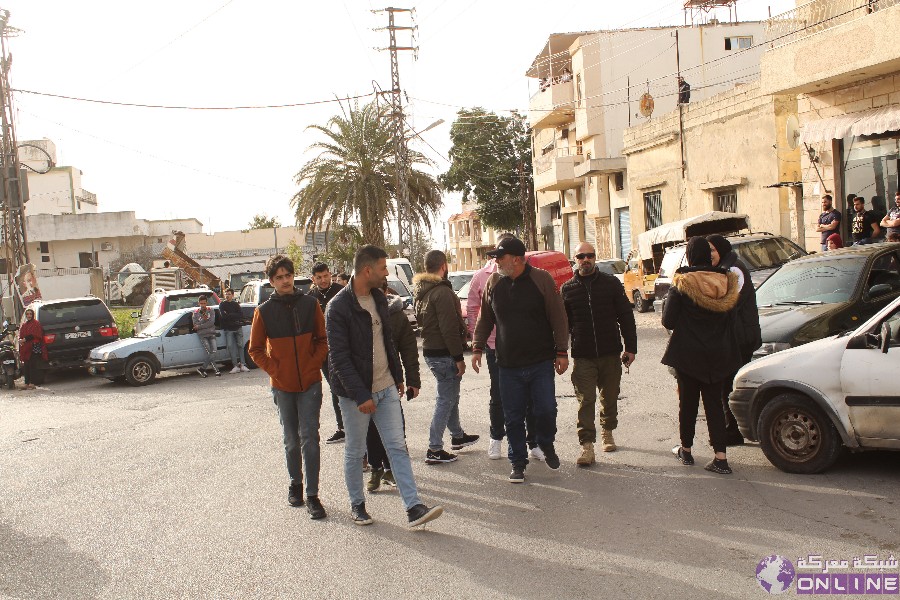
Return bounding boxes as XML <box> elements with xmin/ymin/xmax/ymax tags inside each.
<box><xmin>757</xmin><ymin>393</ymin><xmax>843</xmax><ymax>474</ymax></box>
<box><xmin>124</xmin><ymin>356</ymin><xmax>156</xmax><ymax>386</ymax></box>
<box><xmin>243</xmin><ymin>343</ymin><xmax>258</xmax><ymax>370</ymax></box>
<box><xmin>633</xmin><ymin>291</ymin><xmax>650</xmax><ymax>313</ymax></box>
<box><xmin>5</xmin><ymin>373</ymin><xmax>14</xmax><ymax>390</ymax></box>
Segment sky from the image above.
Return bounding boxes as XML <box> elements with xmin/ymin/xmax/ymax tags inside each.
<box><xmin>3</xmin><ymin>0</ymin><xmax>794</xmax><ymax>239</ymax></box>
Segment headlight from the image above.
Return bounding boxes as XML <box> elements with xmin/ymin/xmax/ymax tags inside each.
<box><xmin>101</xmin><ymin>352</ymin><xmax>117</xmax><ymax>361</ymax></box>
<box><xmin>752</xmin><ymin>342</ymin><xmax>791</xmax><ymax>358</ymax></box>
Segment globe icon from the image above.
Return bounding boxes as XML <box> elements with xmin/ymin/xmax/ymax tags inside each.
<box><xmin>756</xmin><ymin>555</ymin><xmax>795</xmax><ymax>594</ymax></box>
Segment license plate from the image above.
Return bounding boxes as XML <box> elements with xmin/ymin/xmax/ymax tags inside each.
<box><xmin>64</xmin><ymin>331</ymin><xmax>92</xmax><ymax>339</ymax></box>
<box><xmin>88</xmin><ymin>366</ymin><xmax>97</xmax><ymax>374</ymax></box>
<box><xmin>2</xmin><ymin>360</ymin><xmax>14</xmax><ymax>364</ymax></box>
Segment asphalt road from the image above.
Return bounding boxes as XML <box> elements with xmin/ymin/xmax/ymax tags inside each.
<box><xmin>1</xmin><ymin>310</ymin><xmax>897</xmax><ymax>599</ymax></box>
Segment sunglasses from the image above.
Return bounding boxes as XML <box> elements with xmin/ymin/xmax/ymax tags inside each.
<box><xmin>575</xmin><ymin>253</ymin><xmax>596</xmax><ymax>260</ymax></box>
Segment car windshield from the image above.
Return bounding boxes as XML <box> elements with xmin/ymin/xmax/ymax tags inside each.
<box><xmin>756</xmin><ymin>257</ymin><xmax>866</xmax><ymax>306</ymax></box>
<box><xmin>596</xmin><ymin>260</ymin><xmax>627</xmax><ymax>275</ymax></box>
<box><xmin>732</xmin><ymin>238</ymin><xmax>806</xmax><ymax>270</ymax></box>
<box><xmin>37</xmin><ymin>300</ymin><xmax>111</xmax><ymax>326</ymax></box>
<box><xmin>448</xmin><ymin>273</ymin><xmax>473</xmax><ymax>292</ymax></box>
<box><xmin>167</xmin><ymin>294</ymin><xmax>214</xmax><ymax>311</ymax></box>
<box><xmin>139</xmin><ymin>310</ymin><xmax>183</xmax><ymax>337</ymax></box>
<box><xmin>658</xmin><ymin>249</ymin><xmax>684</xmax><ymax>278</ymax></box>
<box><xmin>387</xmin><ymin>279</ymin><xmax>411</xmax><ymax>297</ymax></box>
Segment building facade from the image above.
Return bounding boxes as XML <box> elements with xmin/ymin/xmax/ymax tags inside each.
<box><xmin>527</xmin><ymin>21</ymin><xmax>767</xmax><ymax>259</ymax></box>
<box><xmin>19</xmin><ymin>139</ymin><xmax>99</xmax><ymax>216</ymax></box>
<box><xmin>446</xmin><ymin>201</ymin><xmax>501</xmax><ymax>271</ymax></box>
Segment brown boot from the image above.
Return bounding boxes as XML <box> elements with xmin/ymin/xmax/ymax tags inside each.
<box><xmin>601</xmin><ymin>429</ymin><xmax>617</xmax><ymax>452</ymax></box>
<box><xmin>576</xmin><ymin>442</ymin><xmax>595</xmax><ymax>466</ymax></box>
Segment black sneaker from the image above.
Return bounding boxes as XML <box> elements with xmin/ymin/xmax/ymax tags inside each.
<box><xmin>213</xmin><ymin>369</ymin><xmax>221</xmax><ymax>377</ymax></box>
<box><xmin>351</xmin><ymin>502</ymin><xmax>373</xmax><ymax>526</ymax></box>
<box><xmin>509</xmin><ymin>464</ymin><xmax>526</xmax><ymax>483</ymax></box>
<box><xmin>306</xmin><ymin>496</ymin><xmax>327</xmax><ymax>520</ymax></box>
<box><xmin>450</xmin><ymin>433</ymin><xmax>480</xmax><ymax>450</ymax></box>
<box><xmin>541</xmin><ymin>445</ymin><xmax>561</xmax><ymax>470</ymax></box>
<box><xmin>407</xmin><ymin>503</ymin><xmax>444</xmax><ymax>528</ymax></box>
<box><xmin>325</xmin><ymin>430</ymin><xmax>345</xmax><ymax>444</ymax></box>
<box><xmin>705</xmin><ymin>458</ymin><xmax>733</xmax><ymax>475</ymax></box>
<box><xmin>673</xmin><ymin>446</ymin><xmax>695</xmax><ymax>465</ymax></box>
<box><xmin>288</xmin><ymin>482</ymin><xmax>304</xmax><ymax>507</ymax></box>
<box><xmin>425</xmin><ymin>449</ymin><xmax>458</xmax><ymax>465</ymax></box>
<box><xmin>196</xmin><ymin>368</ymin><xmax>208</xmax><ymax>379</ymax></box>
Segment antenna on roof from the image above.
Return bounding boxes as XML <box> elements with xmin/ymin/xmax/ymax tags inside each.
<box><xmin>683</xmin><ymin>0</ymin><xmax>738</xmax><ymax>26</ymax></box>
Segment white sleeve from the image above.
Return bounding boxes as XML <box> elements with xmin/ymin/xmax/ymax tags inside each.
<box><xmin>730</xmin><ymin>266</ymin><xmax>745</xmax><ymax>290</ymax></box>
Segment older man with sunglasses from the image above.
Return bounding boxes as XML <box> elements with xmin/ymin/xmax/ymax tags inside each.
<box><xmin>560</xmin><ymin>242</ymin><xmax>637</xmax><ymax>466</ymax></box>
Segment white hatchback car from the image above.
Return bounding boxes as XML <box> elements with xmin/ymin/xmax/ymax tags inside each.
<box><xmin>730</xmin><ymin>295</ymin><xmax>900</xmax><ymax>473</ymax></box>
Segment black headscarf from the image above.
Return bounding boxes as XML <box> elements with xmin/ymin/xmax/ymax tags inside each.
<box><xmin>685</xmin><ymin>236</ymin><xmax>712</xmax><ymax>267</ymax></box>
<box><xmin>707</xmin><ymin>234</ymin><xmax>732</xmax><ymax>261</ymax></box>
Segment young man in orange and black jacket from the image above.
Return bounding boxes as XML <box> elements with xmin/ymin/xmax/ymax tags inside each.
<box><xmin>249</xmin><ymin>254</ymin><xmax>328</xmax><ymax>519</ymax></box>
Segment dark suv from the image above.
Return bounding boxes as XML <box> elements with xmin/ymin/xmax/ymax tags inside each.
<box><xmin>25</xmin><ymin>297</ymin><xmax>119</xmax><ymax>371</ymax></box>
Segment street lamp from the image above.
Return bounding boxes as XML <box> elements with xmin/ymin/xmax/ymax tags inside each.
<box><xmin>405</xmin><ymin>119</ymin><xmax>444</xmax><ymax>142</ymax></box>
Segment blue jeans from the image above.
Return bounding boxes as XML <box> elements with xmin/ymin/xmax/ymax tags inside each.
<box><xmin>498</xmin><ymin>360</ymin><xmax>558</xmax><ymax>466</ymax></box>
<box><xmin>273</xmin><ymin>382</ymin><xmax>323</xmax><ymax>497</ymax></box>
<box><xmin>487</xmin><ymin>348</ymin><xmax>537</xmax><ymax>445</ymax></box>
<box><xmin>339</xmin><ymin>386</ymin><xmax>421</xmax><ymax>510</ymax></box>
<box><xmin>198</xmin><ymin>336</ymin><xmax>217</xmax><ymax>370</ymax></box>
<box><xmin>424</xmin><ymin>355</ymin><xmax>464</xmax><ymax>451</ymax></box>
<box><xmin>224</xmin><ymin>329</ymin><xmax>243</xmax><ymax>366</ymax></box>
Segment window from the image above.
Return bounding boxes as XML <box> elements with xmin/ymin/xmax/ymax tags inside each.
<box><xmin>41</xmin><ymin>256</ymin><xmax>50</xmax><ymax>263</ymax></box>
<box><xmin>78</xmin><ymin>252</ymin><xmax>98</xmax><ymax>268</ymax></box>
<box><xmin>38</xmin><ymin>242</ymin><xmax>49</xmax><ymax>254</ymax></box>
<box><xmin>643</xmin><ymin>190</ymin><xmax>663</xmax><ymax>229</ymax></box>
<box><xmin>614</xmin><ymin>172</ymin><xmax>625</xmax><ymax>191</ymax></box>
<box><xmin>716</xmin><ymin>188</ymin><xmax>738</xmax><ymax>213</ymax></box>
<box><xmin>550</xmin><ymin>204</ymin><xmax>561</xmax><ymax>220</ymax></box>
<box><xmin>724</xmin><ymin>36</ymin><xmax>752</xmax><ymax>50</ymax></box>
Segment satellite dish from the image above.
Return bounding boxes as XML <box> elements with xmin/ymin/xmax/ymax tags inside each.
<box><xmin>786</xmin><ymin>114</ymin><xmax>800</xmax><ymax>150</ymax></box>
<box><xmin>639</xmin><ymin>93</ymin><xmax>654</xmax><ymax>118</ymax></box>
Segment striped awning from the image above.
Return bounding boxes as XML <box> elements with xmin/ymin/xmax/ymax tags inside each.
<box><xmin>800</xmin><ymin>105</ymin><xmax>900</xmax><ymax>143</ymax></box>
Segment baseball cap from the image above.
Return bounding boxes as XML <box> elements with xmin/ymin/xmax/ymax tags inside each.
<box><xmin>486</xmin><ymin>237</ymin><xmax>526</xmax><ymax>258</ymax></box>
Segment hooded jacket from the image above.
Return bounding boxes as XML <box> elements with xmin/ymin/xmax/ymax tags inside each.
<box><xmin>718</xmin><ymin>250</ymin><xmax>762</xmax><ymax>360</ymax></box>
<box><xmin>562</xmin><ymin>268</ymin><xmax>637</xmax><ymax>358</ymax></box>
<box><xmin>413</xmin><ymin>272</ymin><xmax>467</xmax><ymax>362</ymax></box>
<box><xmin>249</xmin><ymin>289</ymin><xmax>328</xmax><ymax>393</ymax></box>
<box><xmin>387</xmin><ymin>294</ymin><xmax>421</xmax><ymax>389</ymax></box>
<box><xmin>661</xmin><ymin>267</ymin><xmax>741</xmax><ymax>383</ymax></box>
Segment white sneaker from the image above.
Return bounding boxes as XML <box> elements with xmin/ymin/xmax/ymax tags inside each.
<box><xmin>528</xmin><ymin>446</ymin><xmax>546</xmax><ymax>461</ymax></box>
<box><xmin>230</xmin><ymin>366</ymin><xmax>241</xmax><ymax>374</ymax></box>
<box><xmin>239</xmin><ymin>364</ymin><xmax>250</xmax><ymax>372</ymax></box>
<box><xmin>488</xmin><ymin>438</ymin><xmax>502</xmax><ymax>460</ymax></box>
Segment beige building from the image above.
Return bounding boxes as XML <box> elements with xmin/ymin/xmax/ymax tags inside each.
<box><xmin>622</xmin><ymin>80</ymin><xmax>802</xmax><ymax>245</ymax></box>
<box><xmin>527</xmin><ymin>20</ymin><xmax>767</xmax><ymax>259</ymax></box>
<box><xmin>761</xmin><ymin>0</ymin><xmax>900</xmax><ymax>250</ymax></box>
<box><xmin>446</xmin><ymin>202</ymin><xmax>501</xmax><ymax>271</ymax></box>
<box><xmin>19</xmin><ymin>139</ymin><xmax>99</xmax><ymax>216</ymax></box>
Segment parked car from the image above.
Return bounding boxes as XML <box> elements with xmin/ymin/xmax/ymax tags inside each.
<box><xmin>730</xmin><ymin>293</ymin><xmax>900</xmax><ymax>473</ymax></box>
<box><xmin>595</xmin><ymin>259</ymin><xmax>627</xmax><ymax>285</ymax></box>
<box><xmin>87</xmin><ymin>304</ymin><xmax>256</xmax><ymax>386</ymax></box>
<box><xmin>25</xmin><ymin>296</ymin><xmax>120</xmax><ymax>371</ymax></box>
<box><xmin>623</xmin><ymin>248</ymin><xmax>657</xmax><ymax>313</ymax></box>
<box><xmin>752</xmin><ymin>243</ymin><xmax>900</xmax><ymax>358</ymax></box>
<box><xmin>236</xmin><ymin>276</ymin><xmax>312</xmax><ymax>305</ymax></box>
<box><xmin>387</xmin><ymin>258</ymin><xmax>415</xmax><ymax>289</ymax></box>
<box><xmin>449</xmin><ymin>270</ymin><xmax>476</xmax><ymax>296</ymax></box>
<box><xmin>134</xmin><ymin>288</ymin><xmax>221</xmax><ymax>336</ymax></box>
<box><xmin>653</xmin><ymin>233</ymin><xmax>808</xmax><ymax>312</ymax></box>
<box><xmin>386</xmin><ymin>276</ymin><xmax>416</xmax><ymax>327</ymax></box>
<box><xmin>526</xmin><ymin>250</ymin><xmax>571</xmax><ymax>291</ymax></box>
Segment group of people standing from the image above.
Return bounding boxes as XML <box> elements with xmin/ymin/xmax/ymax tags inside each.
<box><xmin>816</xmin><ymin>191</ymin><xmax>900</xmax><ymax>250</ymax></box>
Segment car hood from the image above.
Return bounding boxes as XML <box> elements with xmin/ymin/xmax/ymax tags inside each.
<box><xmin>758</xmin><ymin>302</ymin><xmax>841</xmax><ymax>342</ymax></box>
<box><xmin>89</xmin><ymin>337</ymin><xmax>153</xmax><ymax>358</ymax></box>
<box><xmin>735</xmin><ymin>332</ymin><xmax>846</xmax><ymax>389</ymax></box>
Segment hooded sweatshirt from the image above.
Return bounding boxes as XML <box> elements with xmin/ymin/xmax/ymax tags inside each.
<box><xmin>413</xmin><ymin>272</ymin><xmax>467</xmax><ymax>362</ymax></box>
<box><xmin>661</xmin><ymin>266</ymin><xmax>741</xmax><ymax>383</ymax></box>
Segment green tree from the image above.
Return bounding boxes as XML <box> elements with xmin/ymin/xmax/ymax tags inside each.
<box><xmin>284</xmin><ymin>239</ymin><xmax>304</xmax><ymax>271</ymax></box>
<box><xmin>291</xmin><ymin>100</ymin><xmax>443</xmax><ymax>249</ymax></box>
<box><xmin>248</xmin><ymin>214</ymin><xmax>281</xmax><ymax>229</ymax></box>
<box><xmin>440</xmin><ymin>108</ymin><xmax>537</xmax><ymax>249</ymax></box>
<box><xmin>318</xmin><ymin>224</ymin><xmax>363</xmax><ymax>275</ymax></box>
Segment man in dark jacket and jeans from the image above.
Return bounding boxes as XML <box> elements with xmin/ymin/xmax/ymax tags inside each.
<box><xmin>309</xmin><ymin>262</ymin><xmax>346</xmax><ymax>444</ymax></box>
<box><xmin>249</xmin><ymin>254</ymin><xmax>328</xmax><ymax>519</ymax></box>
<box><xmin>414</xmin><ymin>250</ymin><xmax>479</xmax><ymax>466</ymax></box>
<box><xmin>219</xmin><ymin>288</ymin><xmax>248</xmax><ymax>374</ymax></box>
<box><xmin>326</xmin><ymin>245</ymin><xmax>443</xmax><ymax>528</ymax></box>
<box><xmin>562</xmin><ymin>242</ymin><xmax>637</xmax><ymax>466</ymax></box>
<box><xmin>472</xmin><ymin>237</ymin><xmax>569</xmax><ymax>484</ymax></box>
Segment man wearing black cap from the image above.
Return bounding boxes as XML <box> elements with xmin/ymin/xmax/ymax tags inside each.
<box><xmin>471</xmin><ymin>237</ymin><xmax>569</xmax><ymax>483</ymax></box>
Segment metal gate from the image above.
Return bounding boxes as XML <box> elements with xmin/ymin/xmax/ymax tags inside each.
<box><xmin>585</xmin><ymin>215</ymin><xmax>597</xmax><ymax>246</ymax></box>
<box><xmin>617</xmin><ymin>207</ymin><xmax>631</xmax><ymax>259</ymax></box>
<box><xmin>566</xmin><ymin>212</ymin><xmax>580</xmax><ymax>257</ymax></box>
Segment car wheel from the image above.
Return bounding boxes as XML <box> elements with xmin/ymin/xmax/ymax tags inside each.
<box><xmin>243</xmin><ymin>343</ymin><xmax>258</xmax><ymax>370</ymax></box>
<box><xmin>633</xmin><ymin>291</ymin><xmax>650</xmax><ymax>313</ymax></box>
<box><xmin>757</xmin><ymin>393</ymin><xmax>842</xmax><ymax>474</ymax></box>
<box><xmin>125</xmin><ymin>356</ymin><xmax>156</xmax><ymax>386</ymax></box>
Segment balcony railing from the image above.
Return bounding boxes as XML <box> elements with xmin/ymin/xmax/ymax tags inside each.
<box><xmin>77</xmin><ymin>190</ymin><xmax>98</xmax><ymax>205</ymax></box>
<box><xmin>765</xmin><ymin>0</ymin><xmax>899</xmax><ymax>50</ymax></box>
<box><xmin>534</xmin><ymin>147</ymin><xmax>583</xmax><ymax>174</ymax></box>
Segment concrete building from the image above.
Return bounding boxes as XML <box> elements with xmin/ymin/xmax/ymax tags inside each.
<box><xmin>622</xmin><ymin>80</ymin><xmax>802</xmax><ymax>246</ymax></box>
<box><xmin>446</xmin><ymin>201</ymin><xmax>502</xmax><ymax>272</ymax></box>
<box><xmin>760</xmin><ymin>0</ymin><xmax>900</xmax><ymax>250</ymax></box>
<box><xmin>527</xmin><ymin>20</ymin><xmax>767</xmax><ymax>259</ymax></box>
<box><xmin>19</xmin><ymin>139</ymin><xmax>99</xmax><ymax>216</ymax></box>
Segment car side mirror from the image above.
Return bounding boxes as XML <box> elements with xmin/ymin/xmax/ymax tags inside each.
<box><xmin>131</xmin><ymin>311</ymin><xmax>140</xmax><ymax>319</ymax></box>
<box><xmin>868</xmin><ymin>283</ymin><xmax>891</xmax><ymax>298</ymax></box>
<box><xmin>881</xmin><ymin>322</ymin><xmax>891</xmax><ymax>354</ymax></box>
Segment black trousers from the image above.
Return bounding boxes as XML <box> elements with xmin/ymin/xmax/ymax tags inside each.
<box><xmin>676</xmin><ymin>371</ymin><xmax>728</xmax><ymax>454</ymax></box>
<box><xmin>321</xmin><ymin>364</ymin><xmax>343</xmax><ymax>431</ymax></box>
<box><xmin>22</xmin><ymin>357</ymin><xmax>45</xmax><ymax>385</ymax></box>
<box><xmin>366</xmin><ymin>403</ymin><xmax>406</xmax><ymax>470</ymax></box>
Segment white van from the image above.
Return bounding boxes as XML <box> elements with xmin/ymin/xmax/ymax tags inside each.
<box><xmin>387</xmin><ymin>258</ymin><xmax>415</xmax><ymax>289</ymax></box>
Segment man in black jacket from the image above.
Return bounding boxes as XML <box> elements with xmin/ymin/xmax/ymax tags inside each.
<box><xmin>309</xmin><ymin>262</ymin><xmax>346</xmax><ymax>444</ymax></box>
<box><xmin>562</xmin><ymin>243</ymin><xmax>637</xmax><ymax>466</ymax></box>
<box><xmin>219</xmin><ymin>288</ymin><xmax>248</xmax><ymax>374</ymax></box>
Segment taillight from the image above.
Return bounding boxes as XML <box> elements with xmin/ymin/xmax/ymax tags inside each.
<box><xmin>159</xmin><ymin>300</ymin><xmax>166</xmax><ymax>317</ymax></box>
<box><xmin>44</xmin><ymin>334</ymin><xmax>56</xmax><ymax>344</ymax></box>
<box><xmin>99</xmin><ymin>326</ymin><xmax>118</xmax><ymax>337</ymax></box>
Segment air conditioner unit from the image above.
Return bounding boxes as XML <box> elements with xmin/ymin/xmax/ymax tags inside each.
<box><xmin>100</xmin><ymin>242</ymin><xmax>113</xmax><ymax>251</ymax></box>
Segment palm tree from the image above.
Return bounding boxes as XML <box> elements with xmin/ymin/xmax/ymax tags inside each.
<box><xmin>291</xmin><ymin>101</ymin><xmax>442</xmax><ymax>249</ymax></box>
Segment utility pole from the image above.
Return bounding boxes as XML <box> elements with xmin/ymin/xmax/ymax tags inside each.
<box><xmin>0</xmin><ymin>10</ymin><xmax>28</xmax><ymax>321</ymax></box>
<box><xmin>675</xmin><ymin>29</ymin><xmax>686</xmax><ymax>179</ymax></box>
<box><xmin>374</xmin><ymin>7</ymin><xmax>417</xmax><ymax>255</ymax></box>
